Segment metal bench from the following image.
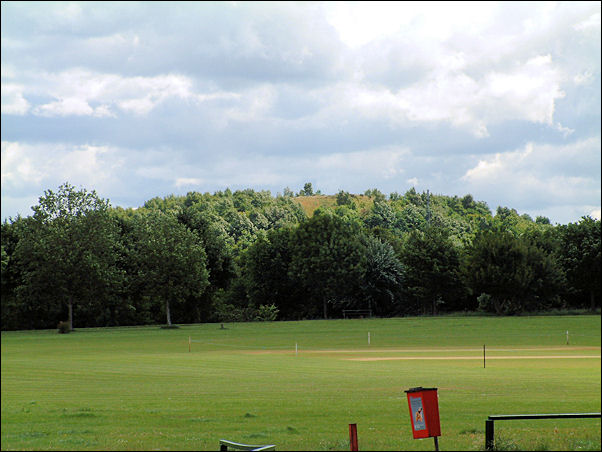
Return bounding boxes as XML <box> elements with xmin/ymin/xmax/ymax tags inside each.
<box><xmin>343</xmin><ymin>309</ymin><xmax>372</xmax><ymax>319</ymax></box>
<box><xmin>219</xmin><ymin>439</ymin><xmax>276</xmax><ymax>451</ymax></box>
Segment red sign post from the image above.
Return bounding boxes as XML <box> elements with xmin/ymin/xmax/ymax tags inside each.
<box><xmin>405</xmin><ymin>387</ymin><xmax>441</xmax><ymax>450</ymax></box>
<box><xmin>349</xmin><ymin>423</ymin><xmax>358</xmax><ymax>451</ymax></box>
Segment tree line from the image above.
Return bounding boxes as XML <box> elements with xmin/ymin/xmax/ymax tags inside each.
<box><xmin>1</xmin><ymin>182</ymin><xmax>600</xmax><ymax>331</ymax></box>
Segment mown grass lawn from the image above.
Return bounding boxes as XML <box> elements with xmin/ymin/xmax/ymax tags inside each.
<box><xmin>1</xmin><ymin>315</ymin><xmax>600</xmax><ymax>451</ymax></box>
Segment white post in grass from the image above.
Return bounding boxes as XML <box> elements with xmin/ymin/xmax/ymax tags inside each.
<box><xmin>188</xmin><ymin>336</ymin><xmax>191</xmax><ymax>353</ymax></box>
<box><xmin>566</xmin><ymin>330</ymin><xmax>569</xmax><ymax>345</ymax></box>
<box><xmin>368</xmin><ymin>332</ymin><xmax>371</xmax><ymax>345</ymax></box>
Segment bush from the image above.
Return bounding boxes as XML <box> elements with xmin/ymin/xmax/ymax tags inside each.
<box><xmin>255</xmin><ymin>304</ymin><xmax>279</xmax><ymax>321</ymax></box>
<box><xmin>57</xmin><ymin>321</ymin><xmax>70</xmax><ymax>334</ymax></box>
<box><xmin>211</xmin><ymin>298</ymin><xmax>255</xmax><ymax>323</ymax></box>
<box><xmin>477</xmin><ymin>293</ymin><xmax>493</xmax><ymax>312</ymax></box>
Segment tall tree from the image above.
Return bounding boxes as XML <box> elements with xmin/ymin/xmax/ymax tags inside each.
<box><xmin>289</xmin><ymin>209</ymin><xmax>365</xmax><ymax>319</ymax></box>
<box><xmin>14</xmin><ymin>183</ymin><xmax>121</xmax><ymax>330</ymax></box>
<box><xmin>464</xmin><ymin>229</ymin><xmax>565</xmax><ymax>314</ymax></box>
<box><xmin>359</xmin><ymin>234</ymin><xmax>404</xmax><ymax>316</ymax></box>
<box><xmin>364</xmin><ymin>200</ymin><xmax>396</xmax><ymax>230</ymax></box>
<box><xmin>401</xmin><ymin>226</ymin><xmax>465</xmax><ymax>315</ymax></box>
<box><xmin>177</xmin><ymin>205</ymin><xmax>236</xmax><ymax>322</ymax></box>
<box><xmin>556</xmin><ymin>217</ymin><xmax>601</xmax><ymax>310</ymax></box>
<box><xmin>336</xmin><ymin>190</ymin><xmax>354</xmax><ymax>207</ymax></box>
<box><xmin>1</xmin><ymin>218</ymin><xmax>26</xmax><ymax>330</ymax></box>
<box><xmin>242</xmin><ymin>226</ymin><xmax>304</xmax><ymax>319</ymax></box>
<box><xmin>128</xmin><ymin>210</ymin><xmax>210</xmax><ymax>326</ymax></box>
<box><xmin>299</xmin><ymin>182</ymin><xmax>314</xmax><ymax>196</ymax></box>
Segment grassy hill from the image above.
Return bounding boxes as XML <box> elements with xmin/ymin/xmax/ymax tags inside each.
<box><xmin>294</xmin><ymin>194</ymin><xmax>375</xmax><ymax>217</ymax></box>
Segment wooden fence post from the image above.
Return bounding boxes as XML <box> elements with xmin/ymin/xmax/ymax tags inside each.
<box><xmin>349</xmin><ymin>423</ymin><xmax>358</xmax><ymax>451</ymax></box>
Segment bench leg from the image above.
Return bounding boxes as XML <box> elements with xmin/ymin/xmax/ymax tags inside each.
<box><xmin>485</xmin><ymin>419</ymin><xmax>494</xmax><ymax>451</ymax></box>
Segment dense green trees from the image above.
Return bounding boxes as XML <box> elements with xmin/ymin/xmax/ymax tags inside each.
<box><xmin>242</xmin><ymin>227</ymin><xmax>301</xmax><ymax>319</ymax></box>
<box><xmin>359</xmin><ymin>234</ymin><xmax>404</xmax><ymax>316</ymax></box>
<box><xmin>401</xmin><ymin>226</ymin><xmax>465</xmax><ymax>315</ymax></box>
<box><xmin>289</xmin><ymin>209</ymin><xmax>366</xmax><ymax>319</ymax></box>
<box><xmin>12</xmin><ymin>184</ymin><xmax>121</xmax><ymax>330</ymax></box>
<box><xmin>464</xmin><ymin>229</ymin><xmax>566</xmax><ymax>314</ymax></box>
<box><xmin>1</xmin><ymin>182</ymin><xmax>600</xmax><ymax>331</ymax></box>
<box><xmin>1</xmin><ymin>218</ymin><xmax>27</xmax><ymax>328</ymax></box>
<box><xmin>126</xmin><ymin>210</ymin><xmax>209</xmax><ymax>326</ymax></box>
<box><xmin>556</xmin><ymin>217</ymin><xmax>601</xmax><ymax>310</ymax></box>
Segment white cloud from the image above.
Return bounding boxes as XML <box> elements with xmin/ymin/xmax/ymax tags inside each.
<box><xmin>574</xmin><ymin>70</ymin><xmax>594</xmax><ymax>85</ymax></box>
<box><xmin>149</xmin><ymin>145</ymin><xmax>411</xmax><ymax>192</ymax></box>
<box><xmin>10</xmin><ymin>69</ymin><xmax>245</xmax><ymax>119</ymax></box>
<box><xmin>1</xmin><ymin>2</ymin><xmax>600</xmax><ymax>225</ymax></box>
<box><xmin>325</xmin><ymin>2</ymin><xmax>496</xmax><ymax>48</ymax></box>
<box><xmin>219</xmin><ymin>85</ymin><xmax>276</xmax><ymax>125</ymax></box>
<box><xmin>574</xmin><ymin>11</ymin><xmax>601</xmax><ymax>30</ymax></box>
<box><xmin>462</xmin><ymin>137</ymin><xmax>601</xmax><ymax>208</ymax></box>
<box><xmin>463</xmin><ymin>144</ymin><xmax>533</xmax><ymax>183</ymax></box>
<box><xmin>1</xmin><ymin>141</ymin><xmax>44</xmax><ymax>186</ymax></box>
<box><xmin>318</xmin><ymin>3</ymin><xmax>595</xmax><ymax>136</ymax></box>
<box><xmin>555</xmin><ymin>122</ymin><xmax>575</xmax><ymax>137</ymax></box>
<box><xmin>317</xmin><ymin>52</ymin><xmax>565</xmax><ymax>137</ymax></box>
<box><xmin>116</xmin><ymin>96</ymin><xmax>156</xmax><ymax>116</ymax></box>
<box><xmin>21</xmin><ymin>70</ymin><xmax>216</xmax><ymax>117</ymax></box>
<box><xmin>325</xmin><ymin>2</ymin><xmax>410</xmax><ymax>48</ymax></box>
<box><xmin>28</xmin><ymin>63</ymin><xmax>551</xmax><ymax>136</ymax></box>
<box><xmin>92</xmin><ymin>104</ymin><xmax>115</xmax><ymax>118</ymax></box>
<box><xmin>481</xmin><ymin>55</ymin><xmax>564</xmax><ymax>126</ymax></box>
<box><xmin>175</xmin><ymin>177</ymin><xmax>203</xmax><ymax>188</ymax></box>
<box><xmin>34</xmin><ymin>97</ymin><xmax>94</xmax><ymax>117</ymax></box>
<box><xmin>56</xmin><ymin>144</ymin><xmax>120</xmax><ymax>185</ymax></box>
<box><xmin>316</xmin><ymin>146</ymin><xmax>409</xmax><ymax>179</ymax></box>
<box><xmin>1</xmin><ymin>83</ymin><xmax>30</xmax><ymax>115</ymax></box>
<box><xmin>1</xmin><ymin>141</ymin><xmax>124</xmax><ymax>191</ymax></box>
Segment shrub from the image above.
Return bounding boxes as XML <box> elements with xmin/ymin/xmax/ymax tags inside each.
<box><xmin>255</xmin><ymin>304</ymin><xmax>279</xmax><ymax>321</ymax></box>
<box><xmin>57</xmin><ymin>321</ymin><xmax>70</xmax><ymax>334</ymax></box>
<box><xmin>211</xmin><ymin>298</ymin><xmax>255</xmax><ymax>322</ymax></box>
<box><xmin>477</xmin><ymin>293</ymin><xmax>493</xmax><ymax>312</ymax></box>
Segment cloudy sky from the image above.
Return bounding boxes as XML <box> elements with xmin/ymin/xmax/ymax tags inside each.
<box><xmin>1</xmin><ymin>1</ymin><xmax>600</xmax><ymax>224</ymax></box>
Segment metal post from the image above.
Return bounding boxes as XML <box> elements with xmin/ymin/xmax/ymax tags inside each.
<box><xmin>433</xmin><ymin>436</ymin><xmax>439</xmax><ymax>451</ymax></box>
<box><xmin>485</xmin><ymin>419</ymin><xmax>494</xmax><ymax>451</ymax></box>
<box><xmin>483</xmin><ymin>344</ymin><xmax>486</xmax><ymax>369</ymax></box>
<box><xmin>349</xmin><ymin>423</ymin><xmax>358</xmax><ymax>451</ymax></box>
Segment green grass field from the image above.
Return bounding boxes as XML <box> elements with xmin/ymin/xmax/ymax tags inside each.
<box><xmin>1</xmin><ymin>316</ymin><xmax>600</xmax><ymax>451</ymax></box>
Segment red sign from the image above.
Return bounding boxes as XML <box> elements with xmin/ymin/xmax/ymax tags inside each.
<box><xmin>405</xmin><ymin>387</ymin><xmax>441</xmax><ymax>439</ymax></box>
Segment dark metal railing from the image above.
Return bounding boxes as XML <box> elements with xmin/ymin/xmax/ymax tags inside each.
<box><xmin>485</xmin><ymin>413</ymin><xmax>601</xmax><ymax>450</ymax></box>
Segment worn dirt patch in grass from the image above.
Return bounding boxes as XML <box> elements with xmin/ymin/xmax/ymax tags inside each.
<box><xmin>243</xmin><ymin>346</ymin><xmax>600</xmax><ymax>355</ymax></box>
<box><xmin>346</xmin><ymin>355</ymin><xmax>601</xmax><ymax>361</ymax></box>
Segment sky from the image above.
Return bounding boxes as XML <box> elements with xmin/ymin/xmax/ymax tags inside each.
<box><xmin>1</xmin><ymin>1</ymin><xmax>600</xmax><ymax>225</ymax></box>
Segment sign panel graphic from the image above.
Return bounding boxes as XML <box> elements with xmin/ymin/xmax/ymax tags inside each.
<box><xmin>409</xmin><ymin>396</ymin><xmax>426</xmax><ymax>431</ymax></box>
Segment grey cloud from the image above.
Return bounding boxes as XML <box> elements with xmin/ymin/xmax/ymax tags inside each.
<box><xmin>1</xmin><ymin>2</ymin><xmax>600</xmax><ymax>224</ymax></box>
<box><xmin>2</xmin><ymin>2</ymin><xmax>346</xmax><ymax>87</ymax></box>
